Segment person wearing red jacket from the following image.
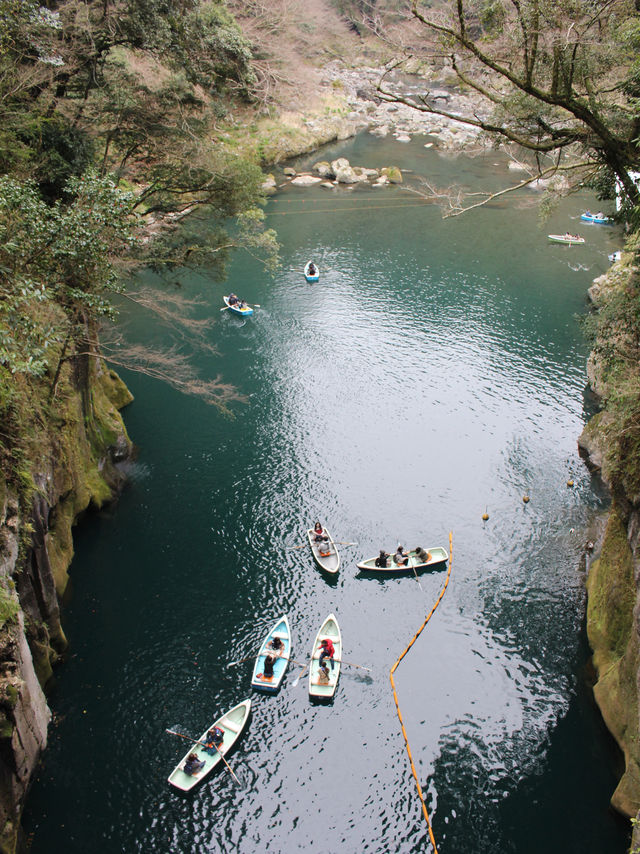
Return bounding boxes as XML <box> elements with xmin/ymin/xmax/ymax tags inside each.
<box><xmin>318</xmin><ymin>638</ymin><xmax>335</xmax><ymax>671</ymax></box>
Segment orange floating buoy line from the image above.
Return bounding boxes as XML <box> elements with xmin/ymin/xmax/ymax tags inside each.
<box><xmin>389</xmin><ymin>531</ymin><xmax>454</xmax><ymax>853</ymax></box>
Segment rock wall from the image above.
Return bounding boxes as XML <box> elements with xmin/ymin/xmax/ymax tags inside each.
<box><xmin>0</xmin><ymin>354</ymin><xmax>133</xmax><ymax>853</ymax></box>
<box><xmin>578</xmin><ymin>254</ymin><xmax>640</xmax><ymax>840</ymax></box>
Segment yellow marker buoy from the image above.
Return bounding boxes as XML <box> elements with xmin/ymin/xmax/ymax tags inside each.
<box><xmin>567</xmin><ymin>479</ymin><xmax>574</xmax><ymax>487</ymax></box>
<box><xmin>482</xmin><ymin>508</ymin><xmax>489</xmax><ymax>521</ymax></box>
<box><xmin>523</xmin><ymin>495</ymin><xmax>530</xmax><ymax>504</ymax></box>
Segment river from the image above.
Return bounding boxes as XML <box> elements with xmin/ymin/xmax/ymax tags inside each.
<box><xmin>24</xmin><ymin>134</ymin><xmax>629</xmax><ymax>853</ymax></box>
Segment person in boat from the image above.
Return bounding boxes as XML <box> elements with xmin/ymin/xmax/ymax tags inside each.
<box><xmin>307</xmin><ymin>262</ymin><xmax>317</xmax><ymax>276</ymax></box>
<box><xmin>204</xmin><ymin>726</ymin><xmax>224</xmax><ymax>754</ymax></box>
<box><xmin>227</xmin><ymin>293</ymin><xmax>239</xmax><ymax>306</ymax></box>
<box><xmin>268</xmin><ymin>636</ymin><xmax>284</xmax><ymax>656</ymax></box>
<box><xmin>317</xmin><ymin>661</ymin><xmax>330</xmax><ymax>684</ymax></box>
<box><xmin>184</xmin><ymin>753</ymin><xmax>205</xmax><ymax>775</ymax></box>
<box><xmin>313</xmin><ymin>522</ymin><xmax>329</xmax><ymax>542</ymax></box>
<box><xmin>318</xmin><ymin>637</ymin><xmax>335</xmax><ymax>670</ymax></box>
<box><xmin>415</xmin><ymin>546</ymin><xmax>431</xmax><ymax>563</ymax></box>
<box><xmin>394</xmin><ymin>545</ymin><xmax>409</xmax><ymax>566</ymax></box>
<box><xmin>263</xmin><ymin>654</ymin><xmax>276</xmax><ymax>678</ymax></box>
<box><xmin>375</xmin><ymin>550</ymin><xmax>390</xmax><ymax>568</ymax></box>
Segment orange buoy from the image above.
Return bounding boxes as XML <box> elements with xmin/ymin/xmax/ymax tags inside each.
<box><xmin>482</xmin><ymin>508</ymin><xmax>489</xmax><ymax>521</ymax></box>
<box><xmin>567</xmin><ymin>479</ymin><xmax>574</xmax><ymax>487</ymax></box>
<box><xmin>523</xmin><ymin>495</ymin><xmax>530</xmax><ymax>504</ymax></box>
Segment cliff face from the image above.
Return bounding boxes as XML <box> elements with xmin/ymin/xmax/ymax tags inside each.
<box><xmin>578</xmin><ymin>254</ymin><xmax>640</xmax><ymax>833</ymax></box>
<box><xmin>0</xmin><ymin>354</ymin><xmax>133</xmax><ymax>853</ymax></box>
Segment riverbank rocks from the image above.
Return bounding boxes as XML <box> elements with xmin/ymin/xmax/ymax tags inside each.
<box><xmin>331</xmin><ymin>157</ymin><xmax>358</xmax><ymax>183</ymax></box>
<box><xmin>261</xmin><ymin>174</ymin><xmax>277</xmax><ymax>194</ymax></box>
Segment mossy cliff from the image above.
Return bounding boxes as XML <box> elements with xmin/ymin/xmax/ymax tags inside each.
<box><xmin>578</xmin><ymin>250</ymin><xmax>640</xmax><ymax>842</ymax></box>
<box><xmin>0</xmin><ymin>351</ymin><xmax>132</xmax><ymax>853</ymax></box>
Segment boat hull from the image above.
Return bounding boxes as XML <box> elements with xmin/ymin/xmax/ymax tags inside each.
<box><xmin>307</xmin><ymin>528</ymin><xmax>340</xmax><ymax>574</ymax></box>
<box><xmin>309</xmin><ymin>613</ymin><xmax>341</xmax><ymax>699</ymax></box>
<box><xmin>223</xmin><ymin>296</ymin><xmax>253</xmax><ymax>316</ymax></box>
<box><xmin>548</xmin><ymin>234</ymin><xmax>585</xmax><ymax>245</ymax></box>
<box><xmin>250</xmin><ymin>616</ymin><xmax>291</xmax><ymax>693</ymax></box>
<box><xmin>304</xmin><ymin>263</ymin><xmax>319</xmax><ymax>282</ymax></box>
<box><xmin>357</xmin><ymin>546</ymin><xmax>448</xmax><ymax>573</ymax></box>
<box><xmin>580</xmin><ymin>213</ymin><xmax>611</xmax><ymax>224</ymax></box>
<box><xmin>167</xmin><ymin>699</ymin><xmax>251</xmax><ymax>791</ymax></box>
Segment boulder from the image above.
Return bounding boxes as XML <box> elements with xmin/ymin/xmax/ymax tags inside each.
<box><xmin>261</xmin><ymin>174</ymin><xmax>277</xmax><ymax>194</ymax></box>
<box><xmin>313</xmin><ymin>161</ymin><xmax>334</xmax><ymax>178</ymax></box>
<box><xmin>381</xmin><ymin>166</ymin><xmax>403</xmax><ymax>184</ymax></box>
<box><xmin>290</xmin><ymin>174</ymin><xmax>323</xmax><ymax>186</ymax></box>
<box><xmin>283</xmin><ymin>167</ymin><xmax>296</xmax><ymax>177</ymax></box>
<box><xmin>332</xmin><ymin>158</ymin><xmax>359</xmax><ymax>184</ymax></box>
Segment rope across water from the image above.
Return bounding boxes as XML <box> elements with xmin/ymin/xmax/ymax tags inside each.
<box><xmin>389</xmin><ymin>531</ymin><xmax>453</xmax><ymax>853</ymax></box>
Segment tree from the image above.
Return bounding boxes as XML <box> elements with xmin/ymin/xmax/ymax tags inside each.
<box><xmin>379</xmin><ymin>0</ymin><xmax>640</xmax><ymax>218</ymax></box>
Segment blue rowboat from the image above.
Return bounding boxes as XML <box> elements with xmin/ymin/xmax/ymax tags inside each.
<box><xmin>167</xmin><ymin>699</ymin><xmax>251</xmax><ymax>791</ymax></box>
<box><xmin>250</xmin><ymin>615</ymin><xmax>291</xmax><ymax>693</ymax></box>
<box><xmin>304</xmin><ymin>261</ymin><xmax>320</xmax><ymax>282</ymax></box>
<box><xmin>580</xmin><ymin>211</ymin><xmax>611</xmax><ymax>225</ymax></box>
<box><xmin>223</xmin><ymin>296</ymin><xmax>253</xmax><ymax>316</ymax></box>
<box><xmin>309</xmin><ymin>613</ymin><xmax>341</xmax><ymax>700</ymax></box>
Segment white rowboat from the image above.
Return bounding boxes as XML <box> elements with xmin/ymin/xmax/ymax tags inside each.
<box><xmin>167</xmin><ymin>699</ymin><xmax>251</xmax><ymax>791</ymax></box>
<box><xmin>309</xmin><ymin>613</ymin><xmax>341</xmax><ymax>700</ymax></box>
<box><xmin>306</xmin><ymin>527</ymin><xmax>340</xmax><ymax>574</ymax></box>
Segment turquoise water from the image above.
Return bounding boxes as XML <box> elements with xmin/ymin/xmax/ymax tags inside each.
<box><xmin>24</xmin><ymin>135</ymin><xmax>629</xmax><ymax>853</ymax></box>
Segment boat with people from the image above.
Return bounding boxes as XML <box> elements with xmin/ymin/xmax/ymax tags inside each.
<box><xmin>304</xmin><ymin>261</ymin><xmax>320</xmax><ymax>282</ymax></box>
<box><xmin>307</xmin><ymin>525</ymin><xmax>340</xmax><ymax>574</ymax></box>
<box><xmin>548</xmin><ymin>233</ymin><xmax>585</xmax><ymax>245</ymax></box>
<box><xmin>580</xmin><ymin>211</ymin><xmax>612</xmax><ymax>225</ymax></box>
<box><xmin>223</xmin><ymin>294</ymin><xmax>253</xmax><ymax>316</ymax></box>
<box><xmin>167</xmin><ymin>699</ymin><xmax>251</xmax><ymax>791</ymax></box>
<box><xmin>309</xmin><ymin>613</ymin><xmax>342</xmax><ymax>700</ymax></box>
<box><xmin>250</xmin><ymin>616</ymin><xmax>291</xmax><ymax>693</ymax></box>
<box><xmin>357</xmin><ymin>545</ymin><xmax>449</xmax><ymax>573</ymax></box>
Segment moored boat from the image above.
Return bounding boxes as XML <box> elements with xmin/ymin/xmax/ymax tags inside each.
<box><xmin>304</xmin><ymin>261</ymin><xmax>320</xmax><ymax>282</ymax></box>
<box><xmin>356</xmin><ymin>545</ymin><xmax>448</xmax><ymax>573</ymax></box>
<box><xmin>223</xmin><ymin>295</ymin><xmax>253</xmax><ymax>316</ymax></box>
<box><xmin>580</xmin><ymin>211</ymin><xmax>612</xmax><ymax>225</ymax></box>
<box><xmin>250</xmin><ymin>615</ymin><xmax>291</xmax><ymax>693</ymax></box>
<box><xmin>167</xmin><ymin>699</ymin><xmax>251</xmax><ymax>791</ymax></box>
<box><xmin>307</xmin><ymin>526</ymin><xmax>340</xmax><ymax>574</ymax></box>
<box><xmin>548</xmin><ymin>233</ymin><xmax>585</xmax><ymax>245</ymax></box>
<box><xmin>309</xmin><ymin>613</ymin><xmax>341</xmax><ymax>700</ymax></box>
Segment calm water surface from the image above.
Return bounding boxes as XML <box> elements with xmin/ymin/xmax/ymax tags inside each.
<box><xmin>24</xmin><ymin>135</ymin><xmax>629</xmax><ymax>853</ymax></box>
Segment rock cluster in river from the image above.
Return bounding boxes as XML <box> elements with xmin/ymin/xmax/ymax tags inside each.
<box><xmin>274</xmin><ymin>157</ymin><xmax>403</xmax><ymax>190</ymax></box>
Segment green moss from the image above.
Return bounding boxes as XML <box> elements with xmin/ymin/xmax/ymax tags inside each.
<box><xmin>587</xmin><ymin>503</ymin><xmax>640</xmax><ymax>816</ymax></box>
<box><xmin>587</xmin><ymin>504</ymin><xmax>635</xmax><ymax>671</ymax></box>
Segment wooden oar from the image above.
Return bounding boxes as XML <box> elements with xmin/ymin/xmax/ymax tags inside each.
<box><xmin>285</xmin><ymin>544</ymin><xmax>307</xmax><ymax>551</ymax></box>
<box><xmin>166</xmin><ymin>728</ymin><xmax>241</xmax><ymax>785</ymax></box>
<box><xmin>333</xmin><ymin>541</ymin><xmax>358</xmax><ymax>546</ymax></box>
<box><xmin>334</xmin><ymin>658</ymin><xmax>372</xmax><ymax>671</ymax></box>
<box><xmin>227</xmin><ymin>655</ymin><xmax>254</xmax><ymax>668</ymax></box>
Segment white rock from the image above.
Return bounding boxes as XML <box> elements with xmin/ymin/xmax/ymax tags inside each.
<box><xmin>290</xmin><ymin>175</ymin><xmax>323</xmax><ymax>186</ymax></box>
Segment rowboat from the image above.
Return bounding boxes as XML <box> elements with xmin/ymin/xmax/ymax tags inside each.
<box><xmin>307</xmin><ymin>527</ymin><xmax>340</xmax><ymax>574</ymax></box>
<box><xmin>304</xmin><ymin>261</ymin><xmax>320</xmax><ymax>282</ymax></box>
<box><xmin>357</xmin><ymin>545</ymin><xmax>448</xmax><ymax>573</ymax></box>
<box><xmin>250</xmin><ymin>615</ymin><xmax>291</xmax><ymax>693</ymax></box>
<box><xmin>309</xmin><ymin>613</ymin><xmax>341</xmax><ymax>700</ymax></box>
<box><xmin>609</xmin><ymin>250</ymin><xmax>622</xmax><ymax>263</ymax></box>
<box><xmin>548</xmin><ymin>233</ymin><xmax>585</xmax><ymax>245</ymax></box>
<box><xmin>167</xmin><ymin>699</ymin><xmax>251</xmax><ymax>791</ymax></box>
<box><xmin>223</xmin><ymin>295</ymin><xmax>253</xmax><ymax>316</ymax></box>
<box><xmin>580</xmin><ymin>211</ymin><xmax>611</xmax><ymax>224</ymax></box>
